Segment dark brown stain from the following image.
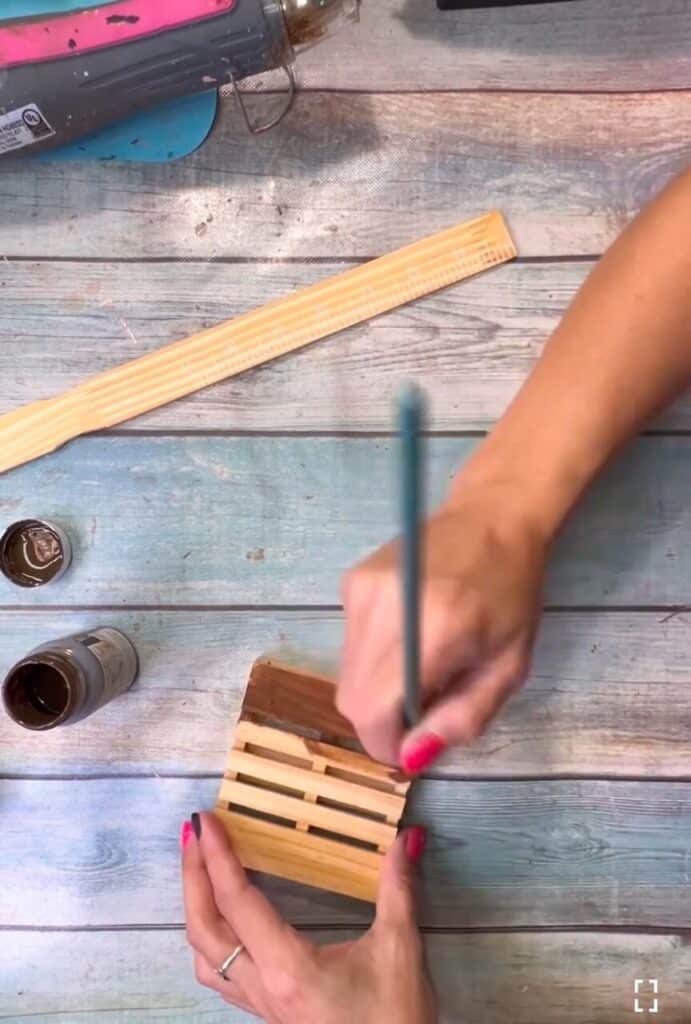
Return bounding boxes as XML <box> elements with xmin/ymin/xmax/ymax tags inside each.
<box><xmin>106</xmin><ymin>14</ymin><xmax>140</xmax><ymax>24</ymax></box>
<box><xmin>246</xmin><ymin>547</ymin><xmax>265</xmax><ymax>562</ymax></box>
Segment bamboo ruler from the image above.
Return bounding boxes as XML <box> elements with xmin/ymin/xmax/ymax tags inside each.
<box><xmin>0</xmin><ymin>210</ymin><xmax>515</xmax><ymax>475</ymax></box>
<box><xmin>215</xmin><ymin>660</ymin><xmax>411</xmax><ymax>903</ymax></box>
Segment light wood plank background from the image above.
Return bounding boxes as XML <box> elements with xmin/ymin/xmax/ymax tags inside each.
<box><xmin>1</xmin><ymin>0</ymin><xmax>690</xmax><ymax>1020</ymax></box>
<box><xmin>2</xmin><ymin>259</ymin><xmax>691</xmax><ymax>432</ymax></box>
<box><xmin>2</xmin><ymin>92</ymin><xmax>690</xmax><ymax>259</ymax></box>
<box><xmin>2</xmin><ymin>930</ymin><xmax>690</xmax><ymax>1024</ymax></box>
<box><xmin>295</xmin><ymin>0</ymin><xmax>691</xmax><ymax>91</ymax></box>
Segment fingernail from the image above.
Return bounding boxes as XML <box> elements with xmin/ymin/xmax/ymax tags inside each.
<box><xmin>181</xmin><ymin>821</ymin><xmax>194</xmax><ymax>849</ymax></box>
<box><xmin>405</xmin><ymin>826</ymin><xmax>427</xmax><ymax>864</ymax></box>
<box><xmin>400</xmin><ymin>733</ymin><xmax>446</xmax><ymax>775</ymax></box>
<box><xmin>191</xmin><ymin>812</ymin><xmax>202</xmax><ymax>840</ymax></box>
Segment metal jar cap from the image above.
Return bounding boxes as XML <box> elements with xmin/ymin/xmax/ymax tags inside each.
<box><xmin>0</xmin><ymin>520</ymin><xmax>72</xmax><ymax>588</ymax></box>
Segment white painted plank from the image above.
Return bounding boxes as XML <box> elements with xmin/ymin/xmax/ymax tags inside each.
<box><xmin>1</xmin><ymin>92</ymin><xmax>688</xmax><ymax>259</ymax></box>
<box><xmin>1</xmin><ymin>610</ymin><xmax>690</xmax><ymax>778</ymax></box>
<box><xmin>294</xmin><ymin>0</ymin><xmax>691</xmax><ymax>91</ymax></box>
<box><xmin>0</xmin><ymin>436</ymin><xmax>689</xmax><ymax>606</ymax></box>
<box><xmin>2</xmin><ymin>929</ymin><xmax>690</xmax><ymax>1023</ymax></box>
<box><xmin>3</xmin><ymin>778</ymin><xmax>690</xmax><ymax>928</ymax></box>
<box><xmin>2</xmin><ymin>259</ymin><xmax>689</xmax><ymax>432</ymax></box>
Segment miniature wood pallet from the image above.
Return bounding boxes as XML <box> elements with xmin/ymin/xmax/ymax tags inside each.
<box><xmin>215</xmin><ymin>660</ymin><xmax>411</xmax><ymax>903</ymax></box>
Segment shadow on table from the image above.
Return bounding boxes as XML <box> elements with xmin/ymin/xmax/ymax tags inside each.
<box><xmin>0</xmin><ymin>91</ymin><xmax>382</xmax><ymax>246</ymax></box>
<box><xmin>394</xmin><ymin>0</ymin><xmax>691</xmax><ymax>60</ymax></box>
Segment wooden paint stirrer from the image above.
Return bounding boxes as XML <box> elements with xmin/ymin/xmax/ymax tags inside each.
<box><xmin>0</xmin><ymin>211</ymin><xmax>516</xmax><ymax>476</ymax></box>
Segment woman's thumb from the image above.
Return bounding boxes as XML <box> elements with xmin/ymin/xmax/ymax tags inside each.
<box><xmin>375</xmin><ymin>827</ymin><xmax>426</xmax><ymax>928</ymax></box>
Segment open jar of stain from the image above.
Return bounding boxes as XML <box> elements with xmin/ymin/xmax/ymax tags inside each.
<box><xmin>0</xmin><ymin>519</ymin><xmax>72</xmax><ymax>588</ymax></box>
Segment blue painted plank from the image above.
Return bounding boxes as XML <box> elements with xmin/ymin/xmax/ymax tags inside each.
<box><xmin>0</xmin><ymin>436</ymin><xmax>689</xmax><ymax>606</ymax></box>
<box><xmin>3</xmin><ymin>777</ymin><xmax>690</xmax><ymax>928</ymax></box>
<box><xmin>1</xmin><ymin>610</ymin><xmax>690</xmax><ymax>778</ymax></box>
<box><xmin>2</xmin><ymin>929</ymin><xmax>691</xmax><ymax>1023</ymax></box>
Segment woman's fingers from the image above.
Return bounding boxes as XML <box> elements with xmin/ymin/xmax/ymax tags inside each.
<box><xmin>193</xmin><ymin>952</ymin><xmax>253</xmax><ymax>1012</ymax></box>
<box><xmin>374</xmin><ymin>827</ymin><xmax>425</xmax><ymax>929</ymax></box>
<box><xmin>194</xmin><ymin>813</ymin><xmax>306</xmax><ymax>976</ymax></box>
<box><xmin>181</xmin><ymin>820</ymin><xmax>259</xmax><ymax>998</ymax></box>
<box><xmin>400</xmin><ymin>649</ymin><xmax>528</xmax><ymax>770</ymax></box>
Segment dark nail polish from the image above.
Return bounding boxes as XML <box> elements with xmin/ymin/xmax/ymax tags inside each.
<box><xmin>191</xmin><ymin>812</ymin><xmax>202</xmax><ymax>840</ymax></box>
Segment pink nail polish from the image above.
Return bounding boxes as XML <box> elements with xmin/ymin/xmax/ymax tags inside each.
<box><xmin>400</xmin><ymin>733</ymin><xmax>446</xmax><ymax>775</ymax></box>
<box><xmin>405</xmin><ymin>826</ymin><xmax>427</xmax><ymax>864</ymax></box>
<box><xmin>180</xmin><ymin>821</ymin><xmax>194</xmax><ymax>849</ymax></box>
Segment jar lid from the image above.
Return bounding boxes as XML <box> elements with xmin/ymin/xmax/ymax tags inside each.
<box><xmin>0</xmin><ymin>520</ymin><xmax>72</xmax><ymax>588</ymax></box>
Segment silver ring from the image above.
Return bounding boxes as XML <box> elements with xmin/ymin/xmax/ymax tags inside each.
<box><xmin>216</xmin><ymin>943</ymin><xmax>246</xmax><ymax>981</ymax></box>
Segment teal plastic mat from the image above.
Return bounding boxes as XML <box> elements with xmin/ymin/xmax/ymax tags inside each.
<box><xmin>1</xmin><ymin>1</ymin><xmax>112</xmax><ymax>18</ymax></box>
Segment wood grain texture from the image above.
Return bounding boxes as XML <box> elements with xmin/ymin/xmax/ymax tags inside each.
<box><xmin>3</xmin><ymin>777</ymin><xmax>690</xmax><ymax>928</ymax></box>
<box><xmin>2</xmin><ymin>92</ymin><xmax>689</xmax><ymax>259</ymax></box>
<box><xmin>241</xmin><ymin>660</ymin><xmax>356</xmax><ymax>741</ymax></box>
<box><xmin>0</xmin><ymin>213</ymin><xmax>515</xmax><ymax>476</ymax></box>
<box><xmin>2</xmin><ymin>929</ymin><xmax>691</xmax><ymax>1024</ymax></box>
<box><xmin>214</xmin><ymin>809</ymin><xmax>384</xmax><ymax>902</ymax></box>
<box><xmin>2</xmin><ymin>610</ymin><xmax>690</xmax><ymax>779</ymax></box>
<box><xmin>4</xmin><ymin>259</ymin><xmax>690</xmax><ymax>432</ymax></box>
<box><xmin>0</xmin><ymin>436</ymin><xmax>689</xmax><ymax>607</ymax></box>
<box><xmin>294</xmin><ymin>0</ymin><xmax>691</xmax><ymax>91</ymax></box>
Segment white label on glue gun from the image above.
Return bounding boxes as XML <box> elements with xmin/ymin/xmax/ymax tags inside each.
<box><xmin>0</xmin><ymin>103</ymin><xmax>55</xmax><ymax>155</ymax></box>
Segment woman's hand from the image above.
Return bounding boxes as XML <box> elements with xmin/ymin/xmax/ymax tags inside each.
<box><xmin>337</xmin><ymin>481</ymin><xmax>548</xmax><ymax>770</ymax></box>
<box><xmin>182</xmin><ymin>813</ymin><xmax>436</xmax><ymax>1024</ymax></box>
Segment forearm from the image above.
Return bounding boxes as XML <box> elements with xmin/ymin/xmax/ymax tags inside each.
<box><xmin>453</xmin><ymin>167</ymin><xmax>691</xmax><ymax>540</ymax></box>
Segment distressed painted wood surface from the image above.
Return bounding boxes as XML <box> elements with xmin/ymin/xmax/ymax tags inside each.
<box><xmin>2</xmin><ymin>929</ymin><xmax>690</xmax><ymax>1024</ymax></box>
<box><xmin>2</xmin><ymin>92</ymin><xmax>690</xmax><ymax>260</ymax></box>
<box><xmin>3</xmin><ymin>3</ymin><xmax>691</xmax><ymax>1020</ymax></box>
<box><xmin>4</xmin><ymin>777</ymin><xmax>691</xmax><ymax>928</ymax></box>
<box><xmin>294</xmin><ymin>0</ymin><xmax>691</xmax><ymax>92</ymax></box>
<box><xmin>0</xmin><ymin>435</ymin><xmax>689</xmax><ymax>606</ymax></box>
<box><xmin>2</xmin><ymin>610</ymin><xmax>690</xmax><ymax>779</ymax></box>
<box><xmin>3</xmin><ymin>258</ymin><xmax>691</xmax><ymax>432</ymax></box>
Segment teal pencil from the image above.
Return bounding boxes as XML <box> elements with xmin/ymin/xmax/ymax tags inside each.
<box><xmin>398</xmin><ymin>385</ymin><xmax>425</xmax><ymax>729</ymax></box>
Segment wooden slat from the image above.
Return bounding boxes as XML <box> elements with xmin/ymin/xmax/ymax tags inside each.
<box><xmin>214</xmin><ymin>808</ymin><xmax>382</xmax><ymax>902</ymax></box>
<box><xmin>4</xmin><ymin>777</ymin><xmax>691</xmax><ymax>928</ymax></box>
<box><xmin>241</xmin><ymin>662</ymin><xmax>356</xmax><ymax>743</ymax></box>
<box><xmin>3</xmin><ymin>929</ymin><xmax>691</xmax><ymax>1024</ymax></box>
<box><xmin>221</xmin><ymin>750</ymin><xmax>403</xmax><ymax>818</ymax></box>
<box><xmin>3</xmin><ymin>259</ymin><xmax>691</xmax><ymax>433</ymax></box>
<box><xmin>2</xmin><ymin>93</ymin><xmax>689</xmax><ymax>259</ymax></box>
<box><xmin>234</xmin><ymin>720</ymin><xmax>407</xmax><ymax>790</ymax></box>
<box><xmin>295</xmin><ymin>0</ymin><xmax>691</xmax><ymax>92</ymax></box>
<box><xmin>0</xmin><ymin>213</ymin><xmax>515</xmax><ymax>476</ymax></box>
<box><xmin>0</xmin><ymin>436</ymin><xmax>689</xmax><ymax>607</ymax></box>
<box><xmin>217</xmin><ymin>778</ymin><xmax>397</xmax><ymax>847</ymax></box>
<box><xmin>2</xmin><ymin>610</ymin><xmax>689</xmax><ymax>779</ymax></box>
